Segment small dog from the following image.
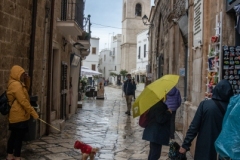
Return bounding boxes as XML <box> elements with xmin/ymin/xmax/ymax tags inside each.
<box><xmin>74</xmin><ymin>140</ymin><xmax>99</xmax><ymax>160</ymax></box>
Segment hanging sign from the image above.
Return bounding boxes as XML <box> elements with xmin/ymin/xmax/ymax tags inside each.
<box><xmin>193</xmin><ymin>0</ymin><xmax>203</xmax><ymax>48</ymax></box>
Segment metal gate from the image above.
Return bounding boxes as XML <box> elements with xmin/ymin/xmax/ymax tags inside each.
<box><xmin>61</xmin><ymin>62</ymin><xmax>68</xmax><ymax>119</ymax></box>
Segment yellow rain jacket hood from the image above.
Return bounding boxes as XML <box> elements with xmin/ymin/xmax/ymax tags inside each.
<box><xmin>7</xmin><ymin>65</ymin><xmax>38</xmax><ymax>123</ymax></box>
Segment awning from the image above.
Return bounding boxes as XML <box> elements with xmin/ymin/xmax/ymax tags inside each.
<box><xmin>82</xmin><ymin>66</ymin><xmax>89</xmax><ymax>69</ymax></box>
<box><xmin>81</xmin><ymin>68</ymin><xmax>102</xmax><ymax>76</ymax></box>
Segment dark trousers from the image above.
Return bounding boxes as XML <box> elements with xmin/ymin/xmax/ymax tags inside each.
<box><xmin>148</xmin><ymin>142</ymin><xmax>162</xmax><ymax>160</ymax></box>
<box><xmin>7</xmin><ymin>128</ymin><xmax>26</xmax><ymax>157</ymax></box>
<box><xmin>170</xmin><ymin>111</ymin><xmax>176</xmax><ymax>139</ymax></box>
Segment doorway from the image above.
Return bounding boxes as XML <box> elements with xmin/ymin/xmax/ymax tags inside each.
<box><xmin>61</xmin><ymin>62</ymin><xmax>68</xmax><ymax>119</ymax></box>
<box><xmin>52</xmin><ymin>49</ymin><xmax>61</xmax><ymax>119</ymax></box>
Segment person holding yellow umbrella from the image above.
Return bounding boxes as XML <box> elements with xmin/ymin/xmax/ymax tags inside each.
<box><xmin>142</xmin><ymin>99</ymin><xmax>172</xmax><ymax>159</ymax></box>
<box><xmin>132</xmin><ymin>74</ymin><xmax>180</xmax><ymax>160</ymax></box>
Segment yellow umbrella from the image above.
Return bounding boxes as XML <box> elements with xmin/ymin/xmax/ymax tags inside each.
<box><xmin>132</xmin><ymin>74</ymin><xmax>179</xmax><ymax>118</ymax></box>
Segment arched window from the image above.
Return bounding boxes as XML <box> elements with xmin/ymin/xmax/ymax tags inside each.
<box><xmin>135</xmin><ymin>3</ymin><xmax>142</xmax><ymax>17</ymax></box>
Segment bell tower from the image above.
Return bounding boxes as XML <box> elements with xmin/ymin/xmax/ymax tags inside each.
<box><xmin>121</xmin><ymin>0</ymin><xmax>151</xmax><ymax>72</ymax></box>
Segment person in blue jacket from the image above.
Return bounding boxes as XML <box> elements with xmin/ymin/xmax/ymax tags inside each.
<box><xmin>142</xmin><ymin>99</ymin><xmax>172</xmax><ymax>160</ymax></box>
<box><xmin>165</xmin><ymin>87</ymin><xmax>182</xmax><ymax>140</ymax></box>
<box><xmin>123</xmin><ymin>74</ymin><xmax>136</xmax><ymax>116</ymax></box>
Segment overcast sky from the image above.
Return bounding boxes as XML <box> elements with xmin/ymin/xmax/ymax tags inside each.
<box><xmin>84</xmin><ymin>0</ymin><xmax>154</xmax><ymax>52</ymax></box>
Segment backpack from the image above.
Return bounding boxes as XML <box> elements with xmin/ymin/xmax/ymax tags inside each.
<box><xmin>139</xmin><ymin>110</ymin><xmax>149</xmax><ymax>128</ymax></box>
<box><xmin>0</xmin><ymin>91</ymin><xmax>12</xmax><ymax>115</ymax></box>
<box><xmin>0</xmin><ymin>82</ymin><xmax>16</xmax><ymax>115</ymax></box>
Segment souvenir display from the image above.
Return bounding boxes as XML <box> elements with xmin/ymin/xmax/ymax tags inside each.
<box><xmin>206</xmin><ymin>19</ymin><xmax>222</xmax><ymax>99</ymax></box>
<box><xmin>222</xmin><ymin>46</ymin><xmax>240</xmax><ymax>94</ymax></box>
<box><xmin>206</xmin><ymin>45</ymin><xmax>220</xmax><ymax>98</ymax></box>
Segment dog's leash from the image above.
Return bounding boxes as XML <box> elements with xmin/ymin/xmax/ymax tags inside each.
<box><xmin>38</xmin><ymin>118</ymin><xmax>100</xmax><ymax>152</ymax></box>
<box><xmin>38</xmin><ymin>118</ymin><xmax>61</xmax><ymax>132</ymax></box>
<box><xmin>38</xmin><ymin>118</ymin><xmax>72</xmax><ymax>138</ymax></box>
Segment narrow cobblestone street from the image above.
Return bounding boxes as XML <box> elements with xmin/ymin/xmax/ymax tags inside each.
<box><xmin>1</xmin><ymin>85</ymin><xmax>193</xmax><ymax>160</ymax></box>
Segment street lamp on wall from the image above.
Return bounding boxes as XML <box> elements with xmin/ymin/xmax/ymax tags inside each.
<box><xmin>142</xmin><ymin>15</ymin><xmax>154</xmax><ymax>27</ymax></box>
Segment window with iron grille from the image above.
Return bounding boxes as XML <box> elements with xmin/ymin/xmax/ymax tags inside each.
<box><xmin>61</xmin><ymin>0</ymin><xmax>84</xmax><ymax>29</ymax></box>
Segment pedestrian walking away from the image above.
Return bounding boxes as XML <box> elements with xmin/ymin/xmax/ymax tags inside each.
<box><xmin>6</xmin><ymin>65</ymin><xmax>39</xmax><ymax>160</ymax></box>
<box><xmin>122</xmin><ymin>80</ymin><xmax>125</xmax><ymax>97</ymax></box>
<box><xmin>124</xmin><ymin>74</ymin><xmax>136</xmax><ymax>116</ymax></box>
<box><xmin>165</xmin><ymin>87</ymin><xmax>182</xmax><ymax>140</ymax></box>
<box><xmin>179</xmin><ymin>79</ymin><xmax>233</xmax><ymax>160</ymax></box>
<box><xmin>142</xmin><ymin>99</ymin><xmax>172</xmax><ymax>160</ymax></box>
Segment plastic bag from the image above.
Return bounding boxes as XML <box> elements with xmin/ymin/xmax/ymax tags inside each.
<box><xmin>215</xmin><ymin>95</ymin><xmax>240</xmax><ymax>160</ymax></box>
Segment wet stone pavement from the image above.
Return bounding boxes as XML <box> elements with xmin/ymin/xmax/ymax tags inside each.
<box><xmin>1</xmin><ymin>85</ymin><xmax>193</xmax><ymax>160</ymax></box>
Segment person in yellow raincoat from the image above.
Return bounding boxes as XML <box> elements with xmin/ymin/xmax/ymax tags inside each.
<box><xmin>6</xmin><ymin>65</ymin><xmax>39</xmax><ymax>160</ymax></box>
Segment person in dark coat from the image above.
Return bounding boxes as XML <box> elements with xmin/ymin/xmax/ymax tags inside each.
<box><xmin>179</xmin><ymin>79</ymin><xmax>233</xmax><ymax>160</ymax></box>
<box><xmin>132</xmin><ymin>79</ymin><xmax>137</xmax><ymax>100</ymax></box>
<box><xmin>142</xmin><ymin>100</ymin><xmax>172</xmax><ymax>160</ymax></box>
<box><xmin>165</xmin><ymin>87</ymin><xmax>182</xmax><ymax>139</ymax></box>
<box><xmin>124</xmin><ymin>74</ymin><xmax>136</xmax><ymax>115</ymax></box>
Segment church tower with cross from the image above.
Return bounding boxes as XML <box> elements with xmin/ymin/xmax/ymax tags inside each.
<box><xmin>121</xmin><ymin>0</ymin><xmax>151</xmax><ymax>73</ymax></box>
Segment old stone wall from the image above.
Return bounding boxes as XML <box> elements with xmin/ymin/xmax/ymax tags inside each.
<box><xmin>150</xmin><ymin>0</ymin><xmax>186</xmax><ymax>131</ymax></box>
<box><xmin>184</xmin><ymin>0</ymin><xmax>238</xmax><ymax>156</ymax></box>
<box><xmin>0</xmin><ymin>0</ymin><xmax>73</xmax><ymax>155</ymax></box>
<box><xmin>0</xmin><ymin>0</ymin><xmax>33</xmax><ymax>155</ymax></box>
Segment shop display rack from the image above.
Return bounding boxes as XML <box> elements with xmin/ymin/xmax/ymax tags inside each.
<box><xmin>206</xmin><ymin>13</ymin><xmax>222</xmax><ymax>99</ymax></box>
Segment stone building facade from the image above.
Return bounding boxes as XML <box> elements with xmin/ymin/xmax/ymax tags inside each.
<box><xmin>121</xmin><ymin>0</ymin><xmax>151</xmax><ymax>72</ymax></box>
<box><xmin>0</xmin><ymin>0</ymin><xmax>89</xmax><ymax>155</ymax></box>
<box><xmin>149</xmin><ymin>0</ymin><xmax>240</xmax><ymax>156</ymax></box>
<box><xmin>148</xmin><ymin>0</ymin><xmax>187</xmax><ymax>133</ymax></box>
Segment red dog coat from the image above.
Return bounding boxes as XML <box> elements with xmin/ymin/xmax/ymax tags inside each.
<box><xmin>74</xmin><ymin>140</ymin><xmax>93</xmax><ymax>154</ymax></box>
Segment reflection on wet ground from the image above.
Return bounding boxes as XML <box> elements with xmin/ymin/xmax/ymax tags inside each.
<box><xmin>1</xmin><ymin>85</ymin><xmax>193</xmax><ymax>160</ymax></box>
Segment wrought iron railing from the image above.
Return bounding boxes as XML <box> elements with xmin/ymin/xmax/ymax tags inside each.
<box><xmin>61</xmin><ymin>0</ymin><xmax>84</xmax><ymax>29</ymax></box>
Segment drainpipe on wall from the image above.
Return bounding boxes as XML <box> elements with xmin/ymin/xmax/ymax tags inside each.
<box><xmin>46</xmin><ymin>0</ymin><xmax>55</xmax><ymax>135</ymax></box>
<box><xmin>177</xmin><ymin>14</ymin><xmax>188</xmax><ymax>101</ymax></box>
<box><xmin>29</xmin><ymin>0</ymin><xmax>38</xmax><ymax>94</ymax></box>
<box><xmin>39</xmin><ymin>0</ymin><xmax>51</xmax><ymax>136</ymax></box>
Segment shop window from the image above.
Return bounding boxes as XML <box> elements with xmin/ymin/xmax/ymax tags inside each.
<box><xmin>228</xmin><ymin>0</ymin><xmax>236</xmax><ymax>5</ymax></box>
<box><xmin>135</xmin><ymin>3</ymin><xmax>142</xmax><ymax>17</ymax></box>
<box><xmin>92</xmin><ymin>47</ymin><xmax>96</xmax><ymax>54</ymax></box>
<box><xmin>235</xmin><ymin>14</ymin><xmax>240</xmax><ymax>46</ymax></box>
<box><xmin>236</xmin><ymin>29</ymin><xmax>240</xmax><ymax>46</ymax></box>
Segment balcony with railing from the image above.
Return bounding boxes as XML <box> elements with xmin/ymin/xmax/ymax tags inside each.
<box><xmin>57</xmin><ymin>0</ymin><xmax>85</xmax><ymax>36</ymax></box>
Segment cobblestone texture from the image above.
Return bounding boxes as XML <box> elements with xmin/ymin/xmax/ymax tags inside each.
<box><xmin>0</xmin><ymin>84</ymin><xmax>193</xmax><ymax>160</ymax></box>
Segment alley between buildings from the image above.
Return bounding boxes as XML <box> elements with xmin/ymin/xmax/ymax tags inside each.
<box><xmin>1</xmin><ymin>85</ymin><xmax>193</xmax><ymax>160</ymax></box>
